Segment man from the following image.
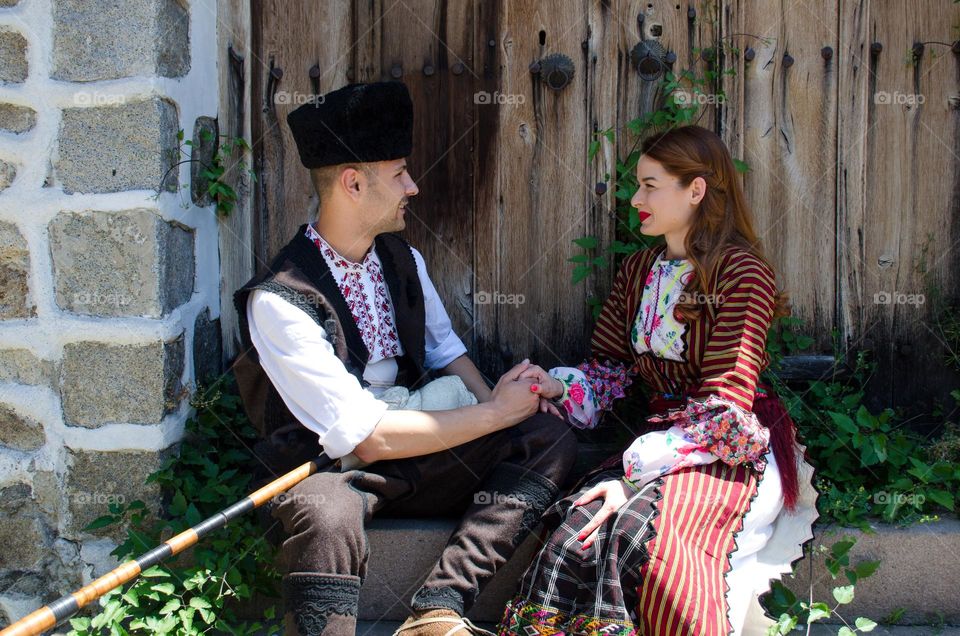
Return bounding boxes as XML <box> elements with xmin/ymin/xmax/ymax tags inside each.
<box><xmin>232</xmin><ymin>81</ymin><xmax>578</xmax><ymax>636</ymax></box>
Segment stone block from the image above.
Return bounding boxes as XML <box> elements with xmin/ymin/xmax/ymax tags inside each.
<box><xmin>0</xmin><ymin>221</ymin><xmax>34</xmax><ymax>319</ymax></box>
<box><xmin>0</xmin><ymin>403</ymin><xmax>44</xmax><ymax>451</ymax></box>
<box><xmin>0</xmin><ymin>29</ymin><xmax>27</xmax><ymax>83</ymax></box>
<box><xmin>0</xmin><ymin>103</ymin><xmax>36</xmax><ymax>134</ymax></box>
<box><xmin>0</xmin><ymin>472</ymin><xmax>58</xmax><ymax>524</ymax></box>
<box><xmin>64</xmin><ymin>448</ymin><xmax>168</xmax><ymax>540</ymax></box>
<box><xmin>49</xmin><ymin>210</ymin><xmax>194</xmax><ymax>317</ymax></box>
<box><xmin>60</xmin><ymin>336</ymin><xmax>184</xmax><ymax>427</ymax></box>
<box><xmin>0</xmin><ymin>349</ymin><xmax>58</xmax><ymax>386</ymax></box>
<box><xmin>56</xmin><ymin>97</ymin><xmax>179</xmax><ymax>194</ymax></box>
<box><xmin>52</xmin><ymin>0</ymin><xmax>189</xmax><ymax>81</ymax></box>
<box><xmin>0</xmin><ymin>518</ymin><xmax>45</xmax><ymax>570</ymax></box>
<box><xmin>0</xmin><ymin>159</ymin><xmax>15</xmax><ymax>191</ymax></box>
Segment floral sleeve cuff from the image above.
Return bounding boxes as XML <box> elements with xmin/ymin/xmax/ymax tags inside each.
<box><xmin>548</xmin><ymin>359</ymin><xmax>635</xmax><ymax>430</ymax></box>
<box><xmin>576</xmin><ymin>358</ymin><xmax>635</xmax><ymax>411</ymax></box>
<box><xmin>645</xmin><ymin>394</ymin><xmax>770</xmax><ymax>470</ymax></box>
<box><xmin>548</xmin><ymin>367</ymin><xmax>598</xmax><ymax>429</ymax></box>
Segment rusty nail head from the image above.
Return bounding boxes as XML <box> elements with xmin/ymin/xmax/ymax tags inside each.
<box><xmin>529</xmin><ymin>61</ymin><xmax>542</xmax><ymax>74</ymax></box>
<box><xmin>423</xmin><ymin>64</ymin><xmax>435</xmax><ymax>76</ymax></box>
<box><xmin>744</xmin><ymin>47</ymin><xmax>756</xmax><ymax>61</ymax></box>
<box><xmin>821</xmin><ymin>46</ymin><xmax>833</xmax><ymax>60</ymax></box>
<box><xmin>687</xmin><ymin>6</ymin><xmax>696</xmax><ymax>19</ymax></box>
<box><xmin>452</xmin><ymin>62</ymin><xmax>464</xmax><ymax>75</ymax></box>
<box><xmin>595</xmin><ymin>182</ymin><xmax>608</xmax><ymax>196</ymax></box>
<box><xmin>783</xmin><ymin>53</ymin><xmax>794</xmax><ymax>68</ymax></box>
<box><xmin>871</xmin><ymin>41</ymin><xmax>883</xmax><ymax>55</ymax></box>
<box><xmin>391</xmin><ymin>65</ymin><xmax>403</xmax><ymax>79</ymax></box>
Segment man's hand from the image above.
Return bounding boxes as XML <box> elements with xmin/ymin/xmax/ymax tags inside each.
<box><xmin>489</xmin><ymin>360</ymin><xmax>540</xmax><ymax>425</ymax></box>
<box><xmin>573</xmin><ymin>479</ymin><xmax>633</xmax><ymax>550</ymax></box>
<box><xmin>516</xmin><ymin>364</ymin><xmax>566</xmax><ymax>419</ymax></box>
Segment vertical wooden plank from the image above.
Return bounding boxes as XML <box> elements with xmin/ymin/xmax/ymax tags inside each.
<box><xmin>473</xmin><ymin>1</ymin><xmax>597</xmax><ymax>375</ymax></box>
<box><xmin>377</xmin><ymin>0</ymin><xmax>478</xmax><ymax>343</ymax></box>
<box><xmin>353</xmin><ymin>0</ymin><xmax>384</xmax><ymax>83</ymax></box>
<box><xmin>838</xmin><ymin>0</ymin><xmax>960</xmax><ymax>409</ymax></box>
<box><xmin>217</xmin><ymin>0</ymin><xmax>253</xmax><ymax>359</ymax></box>
<box><xmin>617</xmin><ymin>1</ymin><xmax>720</xmax><ymax>150</ymax></box>
<box><xmin>718</xmin><ymin>0</ymin><xmax>746</xmax><ymax>164</ymax></box>
<box><xmin>585</xmin><ymin>0</ymin><xmax>623</xmax><ymax>307</ymax></box>
<box><xmin>251</xmin><ymin>1</ymin><xmax>353</xmax><ymax>269</ymax></box>
<box><xmin>724</xmin><ymin>0</ymin><xmax>839</xmax><ymax>354</ymax></box>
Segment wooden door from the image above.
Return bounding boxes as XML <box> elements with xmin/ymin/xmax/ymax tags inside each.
<box><xmin>240</xmin><ymin>0</ymin><xmax>960</xmax><ymax>408</ymax></box>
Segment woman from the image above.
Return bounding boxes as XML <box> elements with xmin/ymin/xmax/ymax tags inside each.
<box><xmin>500</xmin><ymin>126</ymin><xmax>818</xmax><ymax>636</ymax></box>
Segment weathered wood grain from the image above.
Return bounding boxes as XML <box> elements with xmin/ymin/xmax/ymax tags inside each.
<box><xmin>838</xmin><ymin>0</ymin><xmax>960</xmax><ymax>409</ymax></box>
<box><xmin>216</xmin><ymin>0</ymin><xmax>253</xmax><ymax>360</ymax></box>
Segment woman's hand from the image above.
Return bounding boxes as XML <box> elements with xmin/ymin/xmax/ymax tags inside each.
<box><xmin>518</xmin><ymin>364</ymin><xmax>565</xmax><ymax>399</ymax></box>
<box><xmin>573</xmin><ymin>478</ymin><xmax>633</xmax><ymax>550</ymax></box>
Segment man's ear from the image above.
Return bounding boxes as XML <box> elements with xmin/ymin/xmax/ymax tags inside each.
<box><xmin>339</xmin><ymin>166</ymin><xmax>364</xmax><ymax>202</ymax></box>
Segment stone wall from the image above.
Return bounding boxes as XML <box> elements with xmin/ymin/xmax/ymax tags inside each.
<box><xmin>0</xmin><ymin>0</ymin><xmax>223</xmax><ymax>624</ymax></box>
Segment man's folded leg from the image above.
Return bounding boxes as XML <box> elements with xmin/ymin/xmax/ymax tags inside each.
<box><xmin>388</xmin><ymin>412</ymin><xmax>578</xmax><ymax>630</ymax></box>
<box><xmin>271</xmin><ymin>468</ymin><xmax>414</xmax><ymax>635</ymax></box>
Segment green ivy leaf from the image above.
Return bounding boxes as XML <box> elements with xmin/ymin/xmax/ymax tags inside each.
<box><xmin>827</xmin><ymin>412</ymin><xmax>858</xmax><ymax>435</ymax></box>
<box><xmin>189</xmin><ymin>597</ymin><xmax>213</xmax><ymax>610</ymax></box>
<box><xmin>572</xmin><ymin>265</ymin><xmax>591</xmax><ymax>284</ymax></box>
<box><xmin>833</xmin><ymin>584</ymin><xmax>855</xmax><ymax>604</ymax></box>
<box><xmin>926</xmin><ymin>489</ymin><xmax>955</xmax><ymax>510</ymax></box>
<box><xmin>854</xmin><ymin>559</ymin><xmax>881</xmax><ymax>579</ymax></box>
<box><xmin>151</xmin><ymin>582</ymin><xmax>177</xmax><ymax>596</ymax></box>
<box><xmin>573</xmin><ymin>236</ymin><xmax>599</xmax><ymax>249</ymax></box>
<box><xmin>855</xmin><ymin>617</ymin><xmax>878</xmax><ymax>631</ymax></box>
<box><xmin>806</xmin><ymin>602</ymin><xmax>831</xmax><ymax>622</ymax></box>
<box><xmin>83</xmin><ymin>515</ymin><xmax>119</xmax><ymax>531</ymax></box>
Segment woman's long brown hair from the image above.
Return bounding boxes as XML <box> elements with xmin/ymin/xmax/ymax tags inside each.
<box><xmin>639</xmin><ymin>125</ymin><xmax>791</xmax><ymax>322</ymax></box>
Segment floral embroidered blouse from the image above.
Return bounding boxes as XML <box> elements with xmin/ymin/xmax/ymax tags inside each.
<box><xmin>305</xmin><ymin>224</ymin><xmax>402</xmax><ymax>363</ymax></box>
<box><xmin>549</xmin><ymin>245</ymin><xmax>776</xmax><ymax>489</ymax></box>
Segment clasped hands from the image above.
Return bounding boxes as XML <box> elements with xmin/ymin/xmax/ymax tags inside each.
<box><xmin>488</xmin><ymin>359</ymin><xmax>565</xmax><ymax>421</ymax></box>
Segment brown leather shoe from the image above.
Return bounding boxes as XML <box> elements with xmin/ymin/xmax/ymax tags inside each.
<box><xmin>393</xmin><ymin>609</ymin><xmax>495</xmax><ymax>636</ymax></box>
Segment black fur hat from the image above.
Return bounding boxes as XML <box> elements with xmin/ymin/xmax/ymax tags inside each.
<box><xmin>286</xmin><ymin>81</ymin><xmax>413</xmax><ymax>168</ymax></box>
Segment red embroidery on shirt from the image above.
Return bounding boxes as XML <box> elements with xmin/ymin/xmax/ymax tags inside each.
<box><xmin>306</xmin><ymin>227</ymin><xmax>401</xmax><ymax>360</ymax></box>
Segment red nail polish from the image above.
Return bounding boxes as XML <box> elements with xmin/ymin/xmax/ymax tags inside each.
<box><xmin>530</xmin><ymin>384</ymin><xmax>540</xmax><ymax>392</ymax></box>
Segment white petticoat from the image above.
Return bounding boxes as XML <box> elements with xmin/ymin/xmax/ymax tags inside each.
<box><xmin>727</xmin><ymin>440</ymin><xmax>820</xmax><ymax>635</ymax></box>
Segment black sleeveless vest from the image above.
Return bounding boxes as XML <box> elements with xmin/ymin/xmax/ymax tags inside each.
<box><xmin>232</xmin><ymin>224</ymin><xmax>428</xmax><ymax>455</ymax></box>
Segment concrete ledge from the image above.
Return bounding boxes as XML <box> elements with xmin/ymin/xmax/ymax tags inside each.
<box><xmin>358</xmin><ymin>517</ymin><xmax>960</xmax><ymax>625</ymax></box>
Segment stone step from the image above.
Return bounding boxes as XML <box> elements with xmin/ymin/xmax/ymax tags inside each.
<box><xmin>357</xmin><ymin>516</ymin><xmax>960</xmax><ymax>626</ymax></box>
